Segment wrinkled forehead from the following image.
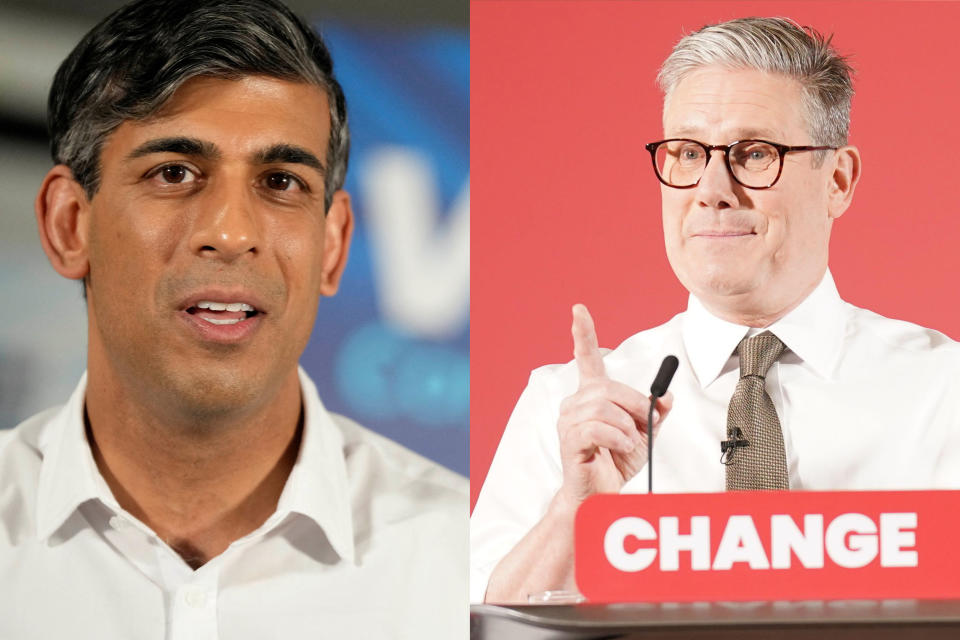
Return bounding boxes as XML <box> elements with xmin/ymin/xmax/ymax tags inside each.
<box><xmin>662</xmin><ymin>66</ymin><xmax>809</xmax><ymax>143</ymax></box>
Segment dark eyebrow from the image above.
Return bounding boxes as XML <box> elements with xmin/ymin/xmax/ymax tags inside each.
<box><xmin>126</xmin><ymin>136</ymin><xmax>221</xmax><ymax>161</ymax></box>
<box><xmin>254</xmin><ymin>143</ymin><xmax>326</xmax><ymax>176</ymax></box>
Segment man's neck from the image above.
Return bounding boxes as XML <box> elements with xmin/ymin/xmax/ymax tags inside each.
<box><xmin>83</xmin><ymin>368</ymin><xmax>303</xmax><ymax>569</ymax></box>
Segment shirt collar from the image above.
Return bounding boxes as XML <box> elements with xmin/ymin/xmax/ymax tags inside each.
<box><xmin>275</xmin><ymin>368</ymin><xmax>356</xmax><ymax>565</ymax></box>
<box><xmin>682</xmin><ymin>269</ymin><xmax>848</xmax><ymax>387</ymax></box>
<box><xmin>35</xmin><ymin>372</ymin><xmax>106</xmax><ymax>542</ymax></box>
<box><xmin>36</xmin><ymin>368</ymin><xmax>357</xmax><ymax>565</ymax></box>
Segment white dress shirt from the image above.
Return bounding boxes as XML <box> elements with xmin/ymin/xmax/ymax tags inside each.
<box><xmin>0</xmin><ymin>368</ymin><xmax>467</xmax><ymax>639</ymax></box>
<box><xmin>470</xmin><ymin>271</ymin><xmax>960</xmax><ymax>602</ymax></box>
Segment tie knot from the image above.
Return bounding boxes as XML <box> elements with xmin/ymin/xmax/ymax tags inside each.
<box><xmin>737</xmin><ymin>332</ymin><xmax>785</xmax><ymax>379</ymax></box>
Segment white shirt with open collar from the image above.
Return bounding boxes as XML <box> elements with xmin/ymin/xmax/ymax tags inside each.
<box><xmin>0</xmin><ymin>368</ymin><xmax>467</xmax><ymax>639</ymax></box>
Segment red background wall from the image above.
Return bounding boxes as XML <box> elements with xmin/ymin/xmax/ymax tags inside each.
<box><xmin>471</xmin><ymin>0</ymin><xmax>960</xmax><ymax>509</ymax></box>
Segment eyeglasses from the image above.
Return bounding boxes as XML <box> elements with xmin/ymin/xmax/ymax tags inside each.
<box><xmin>644</xmin><ymin>139</ymin><xmax>837</xmax><ymax>189</ymax></box>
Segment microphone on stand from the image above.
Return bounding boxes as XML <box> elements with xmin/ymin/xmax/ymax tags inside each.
<box><xmin>647</xmin><ymin>355</ymin><xmax>679</xmax><ymax>494</ymax></box>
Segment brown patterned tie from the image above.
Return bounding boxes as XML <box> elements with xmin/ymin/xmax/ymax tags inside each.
<box><xmin>724</xmin><ymin>332</ymin><xmax>789</xmax><ymax>490</ymax></box>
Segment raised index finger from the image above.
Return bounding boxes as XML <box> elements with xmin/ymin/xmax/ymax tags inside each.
<box><xmin>572</xmin><ymin>303</ymin><xmax>606</xmax><ymax>384</ymax></box>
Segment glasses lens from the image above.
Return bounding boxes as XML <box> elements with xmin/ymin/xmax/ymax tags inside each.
<box><xmin>729</xmin><ymin>141</ymin><xmax>780</xmax><ymax>188</ymax></box>
<box><xmin>654</xmin><ymin>140</ymin><xmax>704</xmax><ymax>187</ymax></box>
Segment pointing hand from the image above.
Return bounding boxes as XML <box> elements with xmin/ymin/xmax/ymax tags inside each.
<box><xmin>556</xmin><ymin>304</ymin><xmax>672</xmax><ymax>507</ymax></box>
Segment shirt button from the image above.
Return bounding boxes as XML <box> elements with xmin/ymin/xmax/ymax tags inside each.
<box><xmin>108</xmin><ymin>516</ymin><xmax>127</xmax><ymax>530</ymax></box>
<box><xmin>183</xmin><ymin>588</ymin><xmax>209</xmax><ymax>608</ymax></box>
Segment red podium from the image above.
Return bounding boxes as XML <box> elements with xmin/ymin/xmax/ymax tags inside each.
<box><xmin>471</xmin><ymin>491</ymin><xmax>960</xmax><ymax>639</ymax></box>
<box><xmin>576</xmin><ymin>491</ymin><xmax>958</xmax><ymax>603</ymax></box>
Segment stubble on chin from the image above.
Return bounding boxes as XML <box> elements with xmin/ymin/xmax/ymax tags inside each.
<box><xmin>139</xmin><ymin>352</ymin><xmax>283</xmax><ymax>433</ymax></box>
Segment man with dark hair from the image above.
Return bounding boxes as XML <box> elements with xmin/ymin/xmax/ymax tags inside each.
<box><xmin>0</xmin><ymin>0</ymin><xmax>466</xmax><ymax>636</ymax></box>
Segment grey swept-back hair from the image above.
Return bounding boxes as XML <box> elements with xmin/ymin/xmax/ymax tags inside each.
<box><xmin>48</xmin><ymin>0</ymin><xmax>349</xmax><ymax>213</ymax></box>
<box><xmin>657</xmin><ymin>17</ymin><xmax>854</xmax><ymax>147</ymax></box>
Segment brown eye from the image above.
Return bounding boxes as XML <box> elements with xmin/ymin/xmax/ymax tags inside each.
<box><xmin>266</xmin><ymin>172</ymin><xmax>296</xmax><ymax>191</ymax></box>
<box><xmin>161</xmin><ymin>165</ymin><xmax>189</xmax><ymax>183</ymax></box>
<box><xmin>267</xmin><ymin>173</ymin><xmax>289</xmax><ymax>190</ymax></box>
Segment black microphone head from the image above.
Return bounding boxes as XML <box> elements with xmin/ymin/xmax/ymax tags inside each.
<box><xmin>650</xmin><ymin>355</ymin><xmax>679</xmax><ymax>398</ymax></box>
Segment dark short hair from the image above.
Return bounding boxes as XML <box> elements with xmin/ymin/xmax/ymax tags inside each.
<box><xmin>48</xmin><ymin>0</ymin><xmax>349</xmax><ymax>212</ymax></box>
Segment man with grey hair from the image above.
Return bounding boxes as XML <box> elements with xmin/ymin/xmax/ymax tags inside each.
<box><xmin>471</xmin><ymin>16</ymin><xmax>960</xmax><ymax>604</ymax></box>
<box><xmin>0</xmin><ymin>0</ymin><xmax>466</xmax><ymax>636</ymax></box>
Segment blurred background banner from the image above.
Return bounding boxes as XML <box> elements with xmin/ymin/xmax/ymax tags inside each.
<box><xmin>0</xmin><ymin>1</ymin><xmax>468</xmax><ymax>476</ymax></box>
<box><xmin>305</xmin><ymin>24</ymin><xmax>469</xmax><ymax>474</ymax></box>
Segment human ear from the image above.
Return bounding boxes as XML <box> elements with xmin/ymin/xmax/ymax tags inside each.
<box><xmin>318</xmin><ymin>189</ymin><xmax>354</xmax><ymax>296</ymax></box>
<box><xmin>34</xmin><ymin>165</ymin><xmax>91</xmax><ymax>281</ymax></box>
<box><xmin>826</xmin><ymin>146</ymin><xmax>861</xmax><ymax>220</ymax></box>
